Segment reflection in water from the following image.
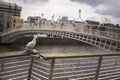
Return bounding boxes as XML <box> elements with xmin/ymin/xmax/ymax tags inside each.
<box><xmin>0</xmin><ymin>38</ymin><xmax>111</xmax><ymax>53</ymax></box>
<box><xmin>0</xmin><ymin>43</ymin><xmax>111</xmax><ymax>53</ymax></box>
<box><xmin>36</xmin><ymin>44</ymin><xmax>110</xmax><ymax>53</ymax></box>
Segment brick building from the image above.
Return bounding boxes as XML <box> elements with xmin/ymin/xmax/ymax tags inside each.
<box><xmin>0</xmin><ymin>1</ymin><xmax>22</xmax><ymax>32</ymax></box>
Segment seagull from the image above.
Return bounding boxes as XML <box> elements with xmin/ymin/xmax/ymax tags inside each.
<box><xmin>25</xmin><ymin>35</ymin><xmax>38</xmax><ymax>51</ymax></box>
<box><xmin>25</xmin><ymin>34</ymin><xmax>48</xmax><ymax>51</ymax></box>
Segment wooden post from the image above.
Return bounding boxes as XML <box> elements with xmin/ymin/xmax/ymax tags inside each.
<box><xmin>49</xmin><ymin>59</ymin><xmax>55</xmax><ymax>80</ymax></box>
<box><xmin>95</xmin><ymin>56</ymin><xmax>103</xmax><ymax>80</ymax></box>
<box><xmin>27</xmin><ymin>55</ymin><xmax>34</xmax><ymax>80</ymax></box>
<box><xmin>0</xmin><ymin>60</ymin><xmax>4</xmax><ymax>80</ymax></box>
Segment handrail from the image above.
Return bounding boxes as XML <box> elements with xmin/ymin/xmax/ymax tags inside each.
<box><xmin>0</xmin><ymin>50</ymin><xmax>38</xmax><ymax>59</ymax></box>
<box><xmin>1</xmin><ymin>21</ymin><xmax>120</xmax><ymax>42</ymax></box>
<box><xmin>39</xmin><ymin>52</ymin><xmax>120</xmax><ymax>60</ymax></box>
<box><xmin>0</xmin><ymin>50</ymin><xmax>120</xmax><ymax>80</ymax></box>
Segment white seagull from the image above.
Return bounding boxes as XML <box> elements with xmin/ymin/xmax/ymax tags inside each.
<box><xmin>25</xmin><ymin>34</ymin><xmax>48</xmax><ymax>51</ymax></box>
<box><xmin>25</xmin><ymin>35</ymin><xmax>38</xmax><ymax>50</ymax></box>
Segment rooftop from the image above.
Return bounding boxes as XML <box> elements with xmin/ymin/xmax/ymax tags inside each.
<box><xmin>0</xmin><ymin>1</ymin><xmax>22</xmax><ymax>9</ymax></box>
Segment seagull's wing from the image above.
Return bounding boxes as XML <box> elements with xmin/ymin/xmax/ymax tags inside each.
<box><xmin>26</xmin><ymin>41</ymin><xmax>35</xmax><ymax>48</ymax></box>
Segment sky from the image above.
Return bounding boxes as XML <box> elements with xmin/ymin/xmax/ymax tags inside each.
<box><xmin>0</xmin><ymin>0</ymin><xmax>120</xmax><ymax>24</ymax></box>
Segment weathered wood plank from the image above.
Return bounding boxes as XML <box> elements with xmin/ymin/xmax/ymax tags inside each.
<box><xmin>40</xmin><ymin>52</ymin><xmax>120</xmax><ymax>59</ymax></box>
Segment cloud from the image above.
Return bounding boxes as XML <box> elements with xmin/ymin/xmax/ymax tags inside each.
<box><xmin>22</xmin><ymin>0</ymin><xmax>48</xmax><ymax>4</ymax></box>
<box><xmin>0</xmin><ymin>0</ymin><xmax>5</xmax><ymax>1</ymax></box>
<box><xmin>70</xmin><ymin>0</ymin><xmax>120</xmax><ymax>18</ymax></box>
<box><xmin>87</xmin><ymin>15</ymin><xmax>113</xmax><ymax>23</ymax></box>
<box><xmin>70</xmin><ymin>0</ymin><xmax>108</xmax><ymax>7</ymax></box>
<box><xmin>95</xmin><ymin>1</ymin><xmax>120</xmax><ymax>18</ymax></box>
<box><xmin>1</xmin><ymin>0</ymin><xmax>120</xmax><ymax>24</ymax></box>
<box><xmin>1</xmin><ymin>0</ymin><xmax>48</xmax><ymax>5</ymax></box>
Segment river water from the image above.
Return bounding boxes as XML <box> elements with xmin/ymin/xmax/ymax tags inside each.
<box><xmin>0</xmin><ymin>38</ymin><xmax>111</xmax><ymax>53</ymax></box>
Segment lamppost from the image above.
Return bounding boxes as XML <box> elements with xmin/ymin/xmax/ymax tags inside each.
<box><xmin>78</xmin><ymin>9</ymin><xmax>88</xmax><ymax>32</ymax></box>
<box><xmin>38</xmin><ymin>13</ymin><xmax>44</xmax><ymax>29</ymax></box>
<box><xmin>78</xmin><ymin>9</ymin><xmax>84</xmax><ymax>22</ymax></box>
<box><xmin>41</xmin><ymin>13</ymin><xmax>44</xmax><ymax>19</ymax></box>
<box><xmin>78</xmin><ymin>9</ymin><xmax>81</xmax><ymax>19</ymax></box>
<box><xmin>38</xmin><ymin>16</ymin><xmax>40</xmax><ymax>28</ymax></box>
<box><xmin>51</xmin><ymin>15</ymin><xmax>55</xmax><ymax>23</ymax></box>
<box><xmin>38</xmin><ymin>13</ymin><xmax>41</xmax><ymax>28</ymax></box>
<box><xmin>41</xmin><ymin>13</ymin><xmax>44</xmax><ymax>26</ymax></box>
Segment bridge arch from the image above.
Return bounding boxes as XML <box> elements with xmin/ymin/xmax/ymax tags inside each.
<box><xmin>1</xmin><ymin>30</ymin><xmax>120</xmax><ymax>51</ymax></box>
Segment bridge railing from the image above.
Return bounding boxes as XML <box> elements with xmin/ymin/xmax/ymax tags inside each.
<box><xmin>80</xmin><ymin>28</ymin><xmax>120</xmax><ymax>40</ymax></box>
<box><xmin>2</xmin><ymin>21</ymin><xmax>120</xmax><ymax>41</ymax></box>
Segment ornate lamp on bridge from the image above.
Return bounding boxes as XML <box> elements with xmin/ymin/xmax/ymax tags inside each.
<box><xmin>78</xmin><ymin>9</ymin><xmax>86</xmax><ymax>23</ymax></box>
<box><xmin>41</xmin><ymin>13</ymin><xmax>44</xmax><ymax>19</ymax></box>
<box><xmin>73</xmin><ymin>9</ymin><xmax>85</xmax><ymax>22</ymax></box>
<box><xmin>78</xmin><ymin>9</ymin><xmax>81</xmax><ymax>19</ymax></box>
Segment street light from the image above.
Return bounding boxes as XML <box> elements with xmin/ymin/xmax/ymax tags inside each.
<box><xmin>78</xmin><ymin>9</ymin><xmax>84</xmax><ymax>22</ymax></box>
<box><xmin>78</xmin><ymin>9</ymin><xmax>88</xmax><ymax>26</ymax></box>
<box><xmin>38</xmin><ymin>13</ymin><xmax>44</xmax><ymax>26</ymax></box>
<box><xmin>41</xmin><ymin>13</ymin><xmax>44</xmax><ymax>26</ymax></box>
<box><xmin>41</xmin><ymin>13</ymin><xmax>44</xmax><ymax>19</ymax></box>
<box><xmin>78</xmin><ymin>9</ymin><xmax>81</xmax><ymax>18</ymax></box>
<box><xmin>38</xmin><ymin>13</ymin><xmax>41</xmax><ymax>28</ymax></box>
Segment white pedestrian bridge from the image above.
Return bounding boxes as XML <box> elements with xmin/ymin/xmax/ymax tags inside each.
<box><xmin>1</xmin><ymin>21</ymin><xmax>120</xmax><ymax>51</ymax></box>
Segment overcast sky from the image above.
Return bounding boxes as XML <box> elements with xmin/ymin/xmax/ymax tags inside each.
<box><xmin>1</xmin><ymin>0</ymin><xmax>120</xmax><ymax>24</ymax></box>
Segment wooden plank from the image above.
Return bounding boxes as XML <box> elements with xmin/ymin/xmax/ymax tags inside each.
<box><xmin>40</xmin><ymin>52</ymin><xmax>120</xmax><ymax>59</ymax></box>
<box><xmin>0</xmin><ymin>50</ymin><xmax>39</xmax><ymax>58</ymax></box>
<box><xmin>1</xmin><ymin>50</ymin><xmax>120</xmax><ymax>60</ymax></box>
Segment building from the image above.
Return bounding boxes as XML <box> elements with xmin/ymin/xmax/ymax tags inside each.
<box><xmin>0</xmin><ymin>1</ymin><xmax>22</xmax><ymax>32</ymax></box>
<box><xmin>27</xmin><ymin>16</ymin><xmax>35</xmax><ymax>23</ymax></box>
<box><xmin>27</xmin><ymin>16</ymin><xmax>41</xmax><ymax>25</ymax></box>
<box><xmin>0</xmin><ymin>12</ymin><xmax>12</xmax><ymax>32</ymax></box>
<box><xmin>0</xmin><ymin>2</ymin><xmax>22</xmax><ymax>16</ymax></box>
<box><xmin>86</xmin><ymin>20</ymin><xmax>99</xmax><ymax>25</ymax></box>
<box><xmin>60</xmin><ymin>16</ymin><xmax>68</xmax><ymax>21</ymax></box>
<box><xmin>12</xmin><ymin>16</ymin><xmax>23</xmax><ymax>28</ymax></box>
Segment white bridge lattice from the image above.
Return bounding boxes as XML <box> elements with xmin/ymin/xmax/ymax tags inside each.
<box><xmin>1</xmin><ymin>21</ymin><xmax>120</xmax><ymax>51</ymax></box>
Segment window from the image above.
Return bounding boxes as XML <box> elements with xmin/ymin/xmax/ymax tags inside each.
<box><xmin>1</xmin><ymin>14</ymin><xmax>3</xmax><ymax>18</ymax></box>
<box><xmin>0</xmin><ymin>25</ymin><xmax>3</xmax><ymax>32</ymax></box>
<box><xmin>43</xmin><ymin>21</ymin><xmax>45</xmax><ymax>25</ymax></box>
<box><xmin>14</xmin><ymin>19</ymin><xmax>16</xmax><ymax>23</ymax></box>
<box><xmin>7</xmin><ymin>22</ymin><xmax>10</xmax><ymax>28</ymax></box>
<box><xmin>0</xmin><ymin>24</ymin><xmax>2</xmax><ymax>26</ymax></box>
<box><xmin>13</xmin><ymin>24</ymin><xmax>15</xmax><ymax>27</ymax></box>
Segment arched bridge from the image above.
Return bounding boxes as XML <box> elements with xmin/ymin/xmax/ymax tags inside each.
<box><xmin>1</xmin><ymin>21</ymin><xmax>120</xmax><ymax>51</ymax></box>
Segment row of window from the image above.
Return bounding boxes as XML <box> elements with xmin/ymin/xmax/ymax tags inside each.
<box><xmin>0</xmin><ymin>23</ymin><xmax>15</xmax><ymax>27</ymax></box>
<box><xmin>0</xmin><ymin>7</ymin><xmax>21</xmax><ymax>11</ymax></box>
<box><xmin>0</xmin><ymin>14</ymin><xmax>3</xmax><ymax>17</ymax></box>
<box><xmin>0</xmin><ymin>24</ymin><xmax>2</xmax><ymax>26</ymax></box>
<box><xmin>0</xmin><ymin>14</ymin><xmax>12</xmax><ymax>19</ymax></box>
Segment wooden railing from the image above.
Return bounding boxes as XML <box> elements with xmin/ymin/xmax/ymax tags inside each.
<box><xmin>0</xmin><ymin>51</ymin><xmax>120</xmax><ymax>80</ymax></box>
